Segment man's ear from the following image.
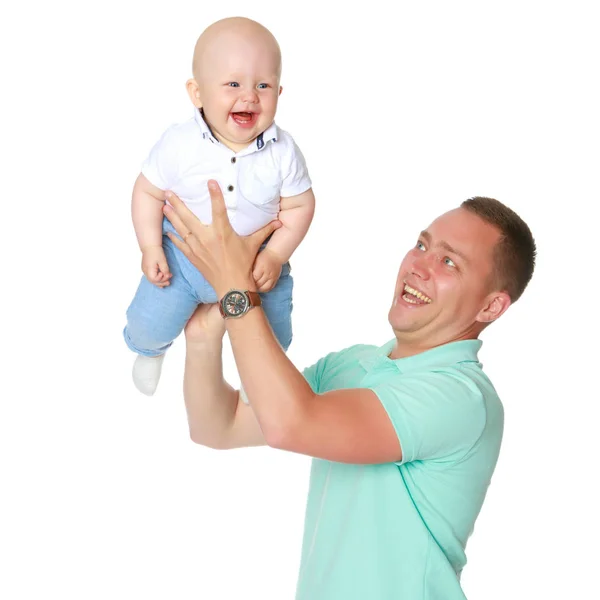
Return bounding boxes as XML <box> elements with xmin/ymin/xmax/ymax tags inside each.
<box><xmin>476</xmin><ymin>291</ymin><xmax>511</xmax><ymax>324</ymax></box>
<box><xmin>186</xmin><ymin>78</ymin><xmax>203</xmax><ymax>108</ymax></box>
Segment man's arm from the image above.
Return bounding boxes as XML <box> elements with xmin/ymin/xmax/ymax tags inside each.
<box><xmin>164</xmin><ymin>184</ymin><xmax>401</xmax><ymax>464</ymax></box>
<box><xmin>182</xmin><ymin>305</ymin><xmax>266</xmax><ymax>449</ymax></box>
<box><xmin>183</xmin><ymin>306</ymin><xmax>401</xmax><ymax>463</ymax></box>
<box><xmin>225</xmin><ymin>308</ymin><xmax>402</xmax><ymax>464</ymax></box>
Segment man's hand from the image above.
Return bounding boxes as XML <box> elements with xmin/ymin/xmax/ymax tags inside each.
<box><xmin>141</xmin><ymin>245</ymin><xmax>172</xmax><ymax>288</ymax></box>
<box><xmin>184</xmin><ymin>304</ymin><xmax>226</xmax><ymax>347</ymax></box>
<box><xmin>253</xmin><ymin>248</ymin><xmax>283</xmax><ymax>292</ymax></box>
<box><xmin>162</xmin><ymin>181</ymin><xmax>281</xmax><ymax>297</ymax></box>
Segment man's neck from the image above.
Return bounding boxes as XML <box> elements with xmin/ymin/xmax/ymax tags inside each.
<box><xmin>389</xmin><ymin>330</ymin><xmax>481</xmax><ymax>360</ymax></box>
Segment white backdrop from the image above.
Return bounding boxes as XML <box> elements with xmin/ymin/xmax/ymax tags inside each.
<box><xmin>1</xmin><ymin>1</ymin><xmax>598</xmax><ymax>598</ymax></box>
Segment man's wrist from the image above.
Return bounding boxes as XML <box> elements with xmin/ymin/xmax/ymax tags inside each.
<box><xmin>216</xmin><ymin>279</ymin><xmax>257</xmax><ymax>299</ymax></box>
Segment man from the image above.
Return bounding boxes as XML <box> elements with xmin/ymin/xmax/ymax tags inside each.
<box><xmin>162</xmin><ymin>182</ymin><xmax>536</xmax><ymax>600</ymax></box>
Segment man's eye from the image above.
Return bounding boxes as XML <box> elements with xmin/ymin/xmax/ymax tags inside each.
<box><xmin>228</xmin><ymin>82</ymin><xmax>240</xmax><ymax>88</ymax></box>
<box><xmin>416</xmin><ymin>241</ymin><xmax>426</xmax><ymax>251</ymax></box>
<box><xmin>257</xmin><ymin>83</ymin><xmax>268</xmax><ymax>89</ymax></box>
<box><xmin>444</xmin><ymin>257</ymin><xmax>456</xmax><ymax>267</ymax></box>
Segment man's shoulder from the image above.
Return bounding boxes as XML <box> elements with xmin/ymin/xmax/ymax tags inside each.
<box><xmin>322</xmin><ymin>342</ymin><xmax>382</xmax><ymax>365</ymax></box>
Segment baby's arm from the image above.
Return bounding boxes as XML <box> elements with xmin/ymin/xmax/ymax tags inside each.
<box><xmin>252</xmin><ymin>189</ymin><xmax>316</xmax><ymax>292</ymax></box>
<box><xmin>131</xmin><ymin>173</ymin><xmax>172</xmax><ymax>288</ymax></box>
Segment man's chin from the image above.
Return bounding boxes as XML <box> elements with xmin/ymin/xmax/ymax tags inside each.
<box><xmin>388</xmin><ymin>313</ymin><xmax>421</xmax><ymax>335</ymax></box>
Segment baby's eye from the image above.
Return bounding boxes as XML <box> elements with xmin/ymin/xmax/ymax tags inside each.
<box><xmin>416</xmin><ymin>241</ymin><xmax>426</xmax><ymax>251</ymax></box>
<box><xmin>228</xmin><ymin>82</ymin><xmax>240</xmax><ymax>88</ymax></box>
<box><xmin>444</xmin><ymin>257</ymin><xmax>456</xmax><ymax>267</ymax></box>
<box><xmin>257</xmin><ymin>83</ymin><xmax>268</xmax><ymax>89</ymax></box>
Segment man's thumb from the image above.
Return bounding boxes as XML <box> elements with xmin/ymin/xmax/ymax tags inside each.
<box><xmin>251</xmin><ymin>218</ymin><xmax>282</xmax><ymax>248</ymax></box>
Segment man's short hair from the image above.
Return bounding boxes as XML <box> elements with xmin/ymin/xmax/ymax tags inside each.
<box><xmin>461</xmin><ymin>197</ymin><xmax>536</xmax><ymax>302</ymax></box>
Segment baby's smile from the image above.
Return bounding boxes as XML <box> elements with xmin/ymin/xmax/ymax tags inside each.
<box><xmin>230</xmin><ymin>111</ymin><xmax>258</xmax><ymax>128</ymax></box>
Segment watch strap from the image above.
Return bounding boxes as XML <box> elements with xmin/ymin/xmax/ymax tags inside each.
<box><xmin>246</xmin><ymin>291</ymin><xmax>262</xmax><ymax>308</ymax></box>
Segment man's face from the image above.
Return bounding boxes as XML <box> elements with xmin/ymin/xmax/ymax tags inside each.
<box><xmin>389</xmin><ymin>208</ymin><xmax>506</xmax><ymax>347</ymax></box>
<box><xmin>195</xmin><ymin>32</ymin><xmax>281</xmax><ymax>152</ymax></box>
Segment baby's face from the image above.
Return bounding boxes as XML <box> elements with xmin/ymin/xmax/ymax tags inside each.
<box><xmin>193</xmin><ymin>31</ymin><xmax>281</xmax><ymax>151</ymax></box>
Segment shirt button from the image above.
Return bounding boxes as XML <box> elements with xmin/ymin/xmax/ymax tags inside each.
<box><xmin>231</xmin><ymin>157</ymin><xmax>236</xmax><ymax>164</ymax></box>
<box><xmin>227</xmin><ymin>185</ymin><xmax>234</xmax><ymax>192</ymax></box>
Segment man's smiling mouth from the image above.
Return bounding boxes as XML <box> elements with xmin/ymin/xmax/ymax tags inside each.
<box><xmin>402</xmin><ymin>282</ymin><xmax>432</xmax><ymax>305</ymax></box>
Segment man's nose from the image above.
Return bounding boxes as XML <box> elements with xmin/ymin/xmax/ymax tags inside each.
<box><xmin>411</xmin><ymin>254</ymin><xmax>431</xmax><ymax>280</ymax></box>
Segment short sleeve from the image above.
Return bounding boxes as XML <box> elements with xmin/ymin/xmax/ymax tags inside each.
<box><xmin>141</xmin><ymin>126</ymin><xmax>182</xmax><ymax>190</ymax></box>
<box><xmin>373</xmin><ymin>373</ymin><xmax>486</xmax><ymax>464</ymax></box>
<box><xmin>301</xmin><ymin>345</ymin><xmax>362</xmax><ymax>394</ymax></box>
<box><xmin>280</xmin><ymin>137</ymin><xmax>312</xmax><ymax>198</ymax></box>
<box><xmin>302</xmin><ymin>360</ymin><xmax>322</xmax><ymax>394</ymax></box>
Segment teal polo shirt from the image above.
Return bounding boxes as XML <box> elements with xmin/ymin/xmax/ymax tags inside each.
<box><xmin>295</xmin><ymin>339</ymin><xmax>504</xmax><ymax>600</ymax></box>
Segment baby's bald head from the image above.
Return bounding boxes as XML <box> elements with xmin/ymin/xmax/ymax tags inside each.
<box><xmin>192</xmin><ymin>17</ymin><xmax>282</xmax><ymax>83</ymax></box>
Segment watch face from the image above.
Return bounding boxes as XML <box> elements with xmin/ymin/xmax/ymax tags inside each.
<box><xmin>223</xmin><ymin>291</ymin><xmax>248</xmax><ymax>317</ymax></box>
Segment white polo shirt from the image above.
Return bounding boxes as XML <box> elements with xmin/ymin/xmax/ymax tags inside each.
<box><xmin>141</xmin><ymin>110</ymin><xmax>313</xmax><ymax>236</ymax></box>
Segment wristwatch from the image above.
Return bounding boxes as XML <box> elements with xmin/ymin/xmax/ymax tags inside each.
<box><xmin>218</xmin><ymin>289</ymin><xmax>262</xmax><ymax>319</ymax></box>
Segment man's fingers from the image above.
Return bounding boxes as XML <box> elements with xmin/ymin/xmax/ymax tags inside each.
<box><xmin>166</xmin><ymin>232</ymin><xmax>194</xmax><ymax>260</ymax></box>
<box><xmin>249</xmin><ymin>219</ymin><xmax>282</xmax><ymax>250</ymax></box>
<box><xmin>206</xmin><ymin>180</ymin><xmax>232</xmax><ymax>229</ymax></box>
<box><xmin>164</xmin><ymin>190</ymin><xmax>203</xmax><ymax>238</ymax></box>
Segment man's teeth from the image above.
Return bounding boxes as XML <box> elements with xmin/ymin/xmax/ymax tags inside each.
<box><xmin>403</xmin><ymin>283</ymin><xmax>432</xmax><ymax>304</ymax></box>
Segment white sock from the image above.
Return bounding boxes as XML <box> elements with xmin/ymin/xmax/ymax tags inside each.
<box><xmin>132</xmin><ymin>354</ymin><xmax>165</xmax><ymax>396</ymax></box>
<box><xmin>239</xmin><ymin>385</ymin><xmax>249</xmax><ymax>405</ymax></box>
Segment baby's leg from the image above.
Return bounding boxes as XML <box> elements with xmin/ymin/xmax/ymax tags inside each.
<box><xmin>123</xmin><ymin>234</ymin><xmax>200</xmax><ymax>395</ymax></box>
<box><xmin>123</xmin><ymin>219</ymin><xmax>203</xmax><ymax>356</ymax></box>
<box><xmin>123</xmin><ymin>270</ymin><xmax>198</xmax><ymax>357</ymax></box>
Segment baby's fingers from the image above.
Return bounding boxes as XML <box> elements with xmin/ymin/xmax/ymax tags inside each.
<box><xmin>258</xmin><ymin>280</ymin><xmax>274</xmax><ymax>293</ymax></box>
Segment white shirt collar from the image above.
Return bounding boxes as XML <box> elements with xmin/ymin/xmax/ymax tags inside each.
<box><xmin>194</xmin><ymin>109</ymin><xmax>278</xmax><ymax>152</ymax></box>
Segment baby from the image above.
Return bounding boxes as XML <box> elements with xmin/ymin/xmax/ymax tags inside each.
<box><xmin>123</xmin><ymin>17</ymin><xmax>315</xmax><ymax>396</ymax></box>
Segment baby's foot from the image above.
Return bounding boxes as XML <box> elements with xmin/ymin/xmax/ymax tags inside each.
<box><xmin>239</xmin><ymin>385</ymin><xmax>249</xmax><ymax>405</ymax></box>
<box><xmin>132</xmin><ymin>354</ymin><xmax>165</xmax><ymax>396</ymax></box>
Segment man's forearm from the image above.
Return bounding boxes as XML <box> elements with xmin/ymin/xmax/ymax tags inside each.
<box><xmin>225</xmin><ymin>307</ymin><xmax>315</xmax><ymax>445</ymax></box>
<box><xmin>183</xmin><ymin>339</ymin><xmax>239</xmax><ymax>448</ymax></box>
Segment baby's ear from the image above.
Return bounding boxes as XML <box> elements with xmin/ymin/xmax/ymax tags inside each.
<box><xmin>278</xmin><ymin>85</ymin><xmax>283</xmax><ymax>97</ymax></box>
<box><xmin>186</xmin><ymin>78</ymin><xmax>203</xmax><ymax>108</ymax></box>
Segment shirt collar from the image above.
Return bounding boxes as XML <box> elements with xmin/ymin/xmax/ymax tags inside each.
<box><xmin>194</xmin><ymin>109</ymin><xmax>278</xmax><ymax>151</ymax></box>
<box><xmin>256</xmin><ymin>121</ymin><xmax>278</xmax><ymax>150</ymax></box>
<box><xmin>360</xmin><ymin>339</ymin><xmax>483</xmax><ymax>373</ymax></box>
<box><xmin>194</xmin><ymin>108</ymin><xmax>217</xmax><ymax>142</ymax></box>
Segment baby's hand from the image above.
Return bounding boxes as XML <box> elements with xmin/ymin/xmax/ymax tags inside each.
<box><xmin>252</xmin><ymin>249</ymin><xmax>283</xmax><ymax>293</ymax></box>
<box><xmin>142</xmin><ymin>246</ymin><xmax>172</xmax><ymax>288</ymax></box>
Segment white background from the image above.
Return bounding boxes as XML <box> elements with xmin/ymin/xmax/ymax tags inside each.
<box><xmin>1</xmin><ymin>1</ymin><xmax>598</xmax><ymax>598</ymax></box>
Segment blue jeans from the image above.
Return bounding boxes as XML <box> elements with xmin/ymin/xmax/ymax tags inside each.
<box><xmin>123</xmin><ymin>217</ymin><xmax>293</xmax><ymax>356</ymax></box>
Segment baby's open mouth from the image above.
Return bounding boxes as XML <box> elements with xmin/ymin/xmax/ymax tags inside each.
<box><xmin>231</xmin><ymin>112</ymin><xmax>256</xmax><ymax>125</ymax></box>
